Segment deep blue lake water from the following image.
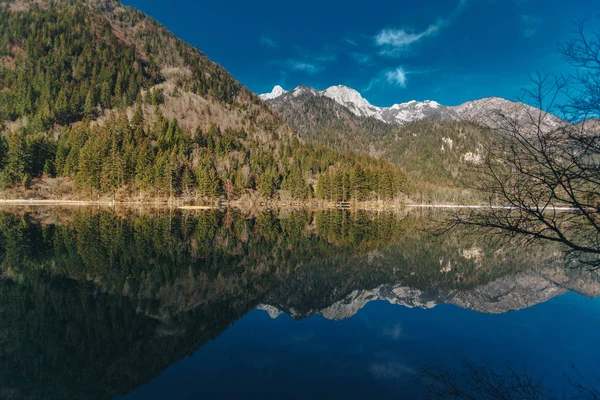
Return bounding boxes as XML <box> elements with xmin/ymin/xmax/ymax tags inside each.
<box><xmin>0</xmin><ymin>208</ymin><xmax>597</xmax><ymax>399</ymax></box>
<box><xmin>123</xmin><ymin>293</ymin><xmax>600</xmax><ymax>399</ymax></box>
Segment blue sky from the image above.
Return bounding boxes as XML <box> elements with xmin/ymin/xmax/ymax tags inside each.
<box><xmin>122</xmin><ymin>0</ymin><xmax>599</xmax><ymax>106</ymax></box>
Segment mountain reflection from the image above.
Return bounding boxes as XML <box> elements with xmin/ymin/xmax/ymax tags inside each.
<box><xmin>0</xmin><ymin>208</ymin><xmax>597</xmax><ymax>399</ymax></box>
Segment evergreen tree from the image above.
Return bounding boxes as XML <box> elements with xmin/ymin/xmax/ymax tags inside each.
<box><xmin>134</xmin><ymin>142</ymin><xmax>154</xmax><ymax>190</ymax></box>
<box><xmin>75</xmin><ymin>140</ymin><xmax>102</xmax><ymax>194</ymax></box>
<box><xmin>257</xmin><ymin>167</ymin><xmax>278</xmax><ymax>198</ymax></box>
<box><xmin>196</xmin><ymin>158</ymin><xmax>220</xmax><ymax>197</ymax></box>
<box><xmin>131</xmin><ymin>104</ymin><xmax>144</xmax><ymax>130</ymax></box>
<box><xmin>83</xmin><ymin>90</ymin><xmax>96</xmax><ymax>119</ymax></box>
<box><xmin>181</xmin><ymin>166</ymin><xmax>195</xmax><ymax>196</ymax></box>
<box><xmin>101</xmin><ymin>140</ymin><xmax>125</xmax><ymax>197</ymax></box>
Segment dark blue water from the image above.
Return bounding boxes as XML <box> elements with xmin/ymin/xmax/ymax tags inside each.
<box><xmin>124</xmin><ymin>293</ymin><xmax>600</xmax><ymax>400</ymax></box>
<box><xmin>0</xmin><ymin>209</ymin><xmax>597</xmax><ymax>399</ymax></box>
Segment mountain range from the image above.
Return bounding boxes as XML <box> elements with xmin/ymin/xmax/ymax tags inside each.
<box><xmin>261</xmin><ymin>84</ymin><xmax>563</xmax><ymax>129</ymax></box>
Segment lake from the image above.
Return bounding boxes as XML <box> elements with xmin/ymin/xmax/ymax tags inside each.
<box><xmin>0</xmin><ymin>208</ymin><xmax>598</xmax><ymax>399</ymax></box>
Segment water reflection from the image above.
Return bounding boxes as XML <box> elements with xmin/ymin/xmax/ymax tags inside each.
<box><xmin>0</xmin><ymin>208</ymin><xmax>597</xmax><ymax>399</ymax></box>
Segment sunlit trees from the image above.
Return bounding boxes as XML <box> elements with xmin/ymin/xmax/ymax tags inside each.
<box><xmin>196</xmin><ymin>157</ymin><xmax>221</xmax><ymax>197</ymax></box>
<box><xmin>0</xmin><ymin>0</ymin><xmax>408</xmax><ymax>203</ymax></box>
<box><xmin>257</xmin><ymin>166</ymin><xmax>279</xmax><ymax>198</ymax></box>
<box><xmin>0</xmin><ymin>3</ymin><xmax>156</xmax><ymax>126</ymax></box>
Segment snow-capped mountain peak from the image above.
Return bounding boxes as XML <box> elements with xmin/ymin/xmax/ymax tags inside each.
<box><xmin>261</xmin><ymin>83</ymin><xmax>563</xmax><ymax>128</ymax></box>
<box><xmin>290</xmin><ymin>85</ymin><xmax>319</xmax><ymax>98</ymax></box>
<box><xmin>259</xmin><ymin>85</ymin><xmax>287</xmax><ymax>100</ymax></box>
<box><xmin>382</xmin><ymin>99</ymin><xmax>458</xmax><ymax>124</ymax></box>
<box><xmin>321</xmin><ymin>85</ymin><xmax>383</xmax><ymax>120</ymax></box>
<box><xmin>261</xmin><ymin>83</ymin><xmax>458</xmax><ymax>124</ymax></box>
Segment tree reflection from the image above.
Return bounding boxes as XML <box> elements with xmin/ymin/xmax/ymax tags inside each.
<box><xmin>0</xmin><ymin>209</ymin><xmax>595</xmax><ymax>399</ymax></box>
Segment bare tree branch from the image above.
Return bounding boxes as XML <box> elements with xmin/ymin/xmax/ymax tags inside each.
<box><xmin>449</xmin><ymin>22</ymin><xmax>600</xmax><ymax>269</ymax></box>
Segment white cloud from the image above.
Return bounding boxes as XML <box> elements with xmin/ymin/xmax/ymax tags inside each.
<box><xmin>376</xmin><ymin>23</ymin><xmax>440</xmax><ymax>54</ymax></box>
<box><xmin>364</xmin><ymin>77</ymin><xmax>380</xmax><ymax>92</ymax></box>
<box><xmin>345</xmin><ymin>38</ymin><xmax>359</xmax><ymax>46</ymax></box>
<box><xmin>287</xmin><ymin>61</ymin><xmax>321</xmax><ymax>74</ymax></box>
<box><xmin>260</xmin><ymin>34</ymin><xmax>279</xmax><ymax>48</ymax></box>
<box><xmin>365</xmin><ymin>66</ymin><xmax>436</xmax><ymax>91</ymax></box>
<box><xmin>375</xmin><ymin>0</ymin><xmax>468</xmax><ymax>56</ymax></box>
<box><xmin>281</xmin><ymin>46</ymin><xmax>338</xmax><ymax>75</ymax></box>
<box><xmin>386</xmin><ymin>67</ymin><xmax>408</xmax><ymax>87</ymax></box>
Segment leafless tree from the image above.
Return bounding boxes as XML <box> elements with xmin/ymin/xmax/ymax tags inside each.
<box><xmin>451</xmin><ymin>22</ymin><xmax>600</xmax><ymax>269</ymax></box>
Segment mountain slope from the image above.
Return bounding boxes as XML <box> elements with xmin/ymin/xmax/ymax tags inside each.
<box><xmin>262</xmin><ymin>84</ymin><xmax>564</xmax><ymax>200</ymax></box>
<box><xmin>0</xmin><ymin>0</ymin><xmax>406</xmax><ymax>203</ymax></box>
<box><xmin>267</xmin><ymin>85</ymin><xmax>396</xmax><ymax>150</ymax></box>
<box><xmin>451</xmin><ymin>96</ymin><xmax>563</xmax><ymax>131</ymax></box>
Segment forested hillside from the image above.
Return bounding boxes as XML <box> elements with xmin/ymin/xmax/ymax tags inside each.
<box><xmin>268</xmin><ymin>89</ymin><xmax>492</xmax><ymax>202</ymax></box>
<box><xmin>0</xmin><ymin>0</ymin><xmax>406</xmax><ymax>203</ymax></box>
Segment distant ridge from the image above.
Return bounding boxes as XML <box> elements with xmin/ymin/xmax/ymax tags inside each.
<box><xmin>261</xmin><ymin>84</ymin><xmax>563</xmax><ymax>128</ymax></box>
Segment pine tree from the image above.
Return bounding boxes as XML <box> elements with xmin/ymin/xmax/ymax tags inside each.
<box><xmin>100</xmin><ymin>81</ymin><xmax>112</xmax><ymax>109</ymax></box>
<box><xmin>196</xmin><ymin>158</ymin><xmax>220</xmax><ymax>197</ymax></box>
<box><xmin>131</xmin><ymin>104</ymin><xmax>144</xmax><ymax>130</ymax></box>
<box><xmin>282</xmin><ymin>166</ymin><xmax>309</xmax><ymax>200</ymax></box>
<box><xmin>126</xmin><ymin>74</ymin><xmax>138</xmax><ymax>103</ymax></box>
<box><xmin>0</xmin><ymin>136</ymin><xmax>8</xmax><ymax>171</ymax></box>
<box><xmin>134</xmin><ymin>142</ymin><xmax>154</xmax><ymax>190</ymax></box>
<box><xmin>54</xmin><ymin>89</ymin><xmax>70</xmax><ymax>125</ymax></box>
<box><xmin>4</xmin><ymin>133</ymin><xmax>30</xmax><ymax>187</ymax></box>
<box><xmin>257</xmin><ymin>167</ymin><xmax>277</xmax><ymax>198</ymax></box>
<box><xmin>181</xmin><ymin>166</ymin><xmax>195</xmax><ymax>196</ymax></box>
<box><xmin>83</xmin><ymin>90</ymin><xmax>96</xmax><ymax>118</ymax></box>
<box><xmin>76</xmin><ymin>140</ymin><xmax>102</xmax><ymax>194</ymax></box>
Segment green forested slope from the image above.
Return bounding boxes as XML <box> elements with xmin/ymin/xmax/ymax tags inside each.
<box><xmin>0</xmin><ymin>0</ymin><xmax>406</xmax><ymax>202</ymax></box>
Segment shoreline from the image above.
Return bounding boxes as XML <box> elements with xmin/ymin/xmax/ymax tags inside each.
<box><xmin>0</xmin><ymin>199</ymin><xmax>581</xmax><ymax>212</ymax></box>
<box><xmin>406</xmin><ymin>204</ymin><xmax>581</xmax><ymax>211</ymax></box>
<box><xmin>0</xmin><ymin>198</ymin><xmax>408</xmax><ymax>210</ymax></box>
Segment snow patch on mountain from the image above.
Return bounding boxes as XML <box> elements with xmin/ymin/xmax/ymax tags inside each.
<box><xmin>259</xmin><ymin>85</ymin><xmax>287</xmax><ymax>100</ymax></box>
<box><xmin>260</xmin><ymin>84</ymin><xmax>460</xmax><ymax>125</ymax></box>
<box><xmin>321</xmin><ymin>85</ymin><xmax>384</xmax><ymax>121</ymax></box>
<box><xmin>260</xmin><ymin>84</ymin><xmax>563</xmax><ymax>128</ymax></box>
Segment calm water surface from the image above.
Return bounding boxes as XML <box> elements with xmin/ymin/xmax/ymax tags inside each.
<box><xmin>0</xmin><ymin>208</ymin><xmax>597</xmax><ymax>399</ymax></box>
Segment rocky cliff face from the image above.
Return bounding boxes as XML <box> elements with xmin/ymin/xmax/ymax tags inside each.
<box><xmin>262</xmin><ymin>84</ymin><xmax>563</xmax><ymax>129</ymax></box>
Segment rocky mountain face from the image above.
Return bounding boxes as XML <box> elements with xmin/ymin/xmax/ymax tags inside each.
<box><xmin>260</xmin><ymin>85</ymin><xmax>287</xmax><ymax>100</ymax></box>
<box><xmin>382</xmin><ymin>100</ymin><xmax>459</xmax><ymax>124</ymax></box>
<box><xmin>261</xmin><ymin>84</ymin><xmax>563</xmax><ymax>129</ymax></box>
<box><xmin>263</xmin><ymin>85</ymin><xmax>395</xmax><ymax>147</ymax></box>
<box><xmin>263</xmin><ymin>84</ymin><xmax>459</xmax><ymax>125</ymax></box>
<box><xmin>451</xmin><ymin>96</ymin><xmax>564</xmax><ymax>132</ymax></box>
